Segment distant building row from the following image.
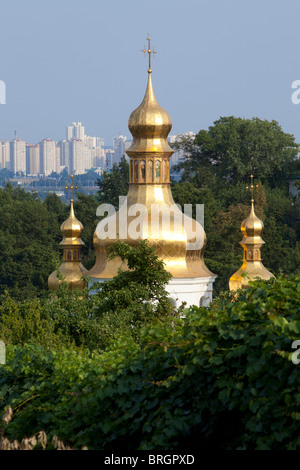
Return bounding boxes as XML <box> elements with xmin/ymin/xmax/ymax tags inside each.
<box><xmin>0</xmin><ymin>122</ymin><xmax>130</xmax><ymax>177</ymax></box>
<box><xmin>0</xmin><ymin>122</ymin><xmax>191</xmax><ymax>177</ymax></box>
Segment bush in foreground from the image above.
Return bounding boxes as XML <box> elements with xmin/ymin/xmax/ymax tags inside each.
<box><xmin>0</xmin><ymin>275</ymin><xmax>299</xmax><ymax>450</ymax></box>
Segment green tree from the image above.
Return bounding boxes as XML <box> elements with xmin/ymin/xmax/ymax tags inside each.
<box><xmin>171</xmin><ymin>178</ymin><xmax>299</xmax><ymax>294</ymax></box>
<box><xmin>175</xmin><ymin>116</ymin><xmax>299</xmax><ymax>187</ymax></box>
<box><xmin>92</xmin><ymin>240</ymin><xmax>176</xmax><ymax>345</ymax></box>
<box><xmin>43</xmin><ymin>192</ymin><xmax>69</xmax><ymax>228</ymax></box>
<box><xmin>0</xmin><ymin>240</ymin><xmax>176</xmax><ymax>352</ymax></box>
<box><xmin>73</xmin><ymin>193</ymin><xmax>99</xmax><ymax>270</ymax></box>
<box><xmin>0</xmin><ymin>184</ymin><xmax>60</xmax><ymax>299</ymax></box>
<box><xmin>96</xmin><ymin>156</ymin><xmax>129</xmax><ymax>208</ymax></box>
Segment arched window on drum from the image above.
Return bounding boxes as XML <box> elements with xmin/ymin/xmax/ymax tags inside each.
<box><xmin>163</xmin><ymin>160</ymin><xmax>168</xmax><ymax>182</ymax></box>
<box><xmin>140</xmin><ymin>160</ymin><xmax>146</xmax><ymax>183</ymax></box>
<box><xmin>130</xmin><ymin>160</ymin><xmax>134</xmax><ymax>182</ymax></box>
<box><xmin>155</xmin><ymin>161</ymin><xmax>161</xmax><ymax>183</ymax></box>
<box><xmin>147</xmin><ymin>160</ymin><xmax>153</xmax><ymax>182</ymax></box>
<box><xmin>134</xmin><ymin>160</ymin><xmax>139</xmax><ymax>182</ymax></box>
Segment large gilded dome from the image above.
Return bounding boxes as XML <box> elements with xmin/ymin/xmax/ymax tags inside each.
<box><xmin>88</xmin><ymin>45</ymin><xmax>215</xmax><ymax>284</ymax></box>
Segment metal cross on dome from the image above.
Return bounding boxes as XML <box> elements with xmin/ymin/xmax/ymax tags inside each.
<box><xmin>65</xmin><ymin>174</ymin><xmax>78</xmax><ymax>203</ymax></box>
<box><xmin>246</xmin><ymin>174</ymin><xmax>258</xmax><ymax>204</ymax></box>
<box><xmin>141</xmin><ymin>35</ymin><xmax>157</xmax><ymax>73</ymax></box>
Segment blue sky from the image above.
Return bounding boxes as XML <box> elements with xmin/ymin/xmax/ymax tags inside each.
<box><xmin>1</xmin><ymin>0</ymin><xmax>300</xmax><ymax>147</ymax></box>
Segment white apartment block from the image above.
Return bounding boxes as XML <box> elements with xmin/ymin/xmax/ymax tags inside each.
<box><xmin>0</xmin><ymin>122</ymin><xmax>106</xmax><ymax>176</ymax></box>
<box><xmin>55</xmin><ymin>145</ymin><xmax>63</xmax><ymax>174</ymax></box>
<box><xmin>0</xmin><ymin>140</ymin><xmax>10</xmax><ymax>170</ymax></box>
<box><xmin>65</xmin><ymin>122</ymin><xmax>105</xmax><ymax>174</ymax></box>
<box><xmin>69</xmin><ymin>138</ymin><xmax>88</xmax><ymax>174</ymax></box>
<box><xmin>113</xmin><ymin>135</ymin><xmax>127</xmax><ymax>165</ymax></box>
<box><xmin>26</xmin><ymin>144</ymin><xmax>40</xmax><ymax>175</ymax></box>
<box><xmin>58</xmin><ymin>140</ymin><xmax>70</xmax><ymax>170</ymax></box>
<box><xmin>10</xmin><ymin>137</ymin><xmax>26</xmax><ymax>174</ymax></box>
<box><xmin>91</xmin><ymin>146</ymin><xmax>105</xmax><ymax>168</ymax></box>
<box><xmin>85</xmin><ymin>146</ymin><xmax>92</xmax><ymax>169</ymax></box>
<box><xmin>39</xmin><ymin>138</ymin><xmax>56</xmax><ymax>176</ymax></box>
<box><xmin>67</xmin><ymin>122</ymin><xmax>86</xmax><ymax>141</ymax></box>
<box><xmin>85</xmin><ymin>136</ymin><xmax>104</xmax><ymax>148</ymax></box>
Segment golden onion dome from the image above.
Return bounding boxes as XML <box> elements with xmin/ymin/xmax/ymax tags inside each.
<box><xmin>127</xmin><ymin>72</ymin><xmax>173</xmax><ymax>155</ymax></box>
<box><xmin>48</xmin><ymin>177</ymin><xmax>87</xmax><ymax>292</ymax></box>
<box><xmin>229</xmin><ymin>176</ymin><xmax>274</xmax><ymax>291</ymax></box>
<box><xmin>88</xmin><ymin>38</ymin><xmax>216</xmax><ymax>284</ymax></box>
<box><xmin>241</xmin><ymin>202</ymin><xmax>264</xmax><ymax>239</ymax></box>
<box><xmin>60</xmin><ymin>202</ymin><xmax>84</xmax><ymax>246</ymax></box>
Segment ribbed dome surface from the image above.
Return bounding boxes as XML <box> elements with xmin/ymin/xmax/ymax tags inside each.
<box><xmin>127</xmin><ymin>73</ymin><xmax>173</xmax><ymax>155</ymax></box>
<box><xmin>60</xmin><ymin>203</ymin><xmax>84</xmax><ymax>245</ymax></box>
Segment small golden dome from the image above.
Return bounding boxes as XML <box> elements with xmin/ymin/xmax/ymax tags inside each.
<box><xmin>241</xmin><ymin>201</ymin><xmax>264</xmax><ymax>238</ymax></box>
<box><xmin>48</xmin><ymin>178</ymin><xmax>87</xmax><ymax>292</ymax></box>
<box><xmin>229</xmin><ymin>177</ymin><xmax>274</xmax><ymax>291</ymax></box>
<box><xmin>60</xmin><ymin>202</ymin><xmax>84</xmax><ymax>245</ymax></box>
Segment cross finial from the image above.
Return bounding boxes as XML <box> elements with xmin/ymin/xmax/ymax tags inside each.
<box><xmin>65</xmin><ymin>174</ymin><xmax>78</xmax><ymax>203</ymax></box>
<box><xmin>246</xmin><ymin>174</ymin><xmax>258</xmax><ymax>204</ymax></box>
<box><xmin>141</xmin><ymin>35</ymin><xmax>157</xmax><ymax>73</ymax></box>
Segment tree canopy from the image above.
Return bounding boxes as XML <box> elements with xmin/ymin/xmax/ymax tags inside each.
<box><xmin>175</xmin><ymin>116</ymin><xmax>299</xmax><ymax>187</ymax></box>
<box><xmin>0</xmin><ymin>184</ymin><xmax>60</xmax><ymax>299</ymax></box>
<box><xmin>171</xmin><ymin>116</ymin><xmax>300</xmax><ymax>293</ymax></box>
<box><xmin>96</xmin><ymin>156</ymin><xmax>129</xmax><ymax>209</ymax></box>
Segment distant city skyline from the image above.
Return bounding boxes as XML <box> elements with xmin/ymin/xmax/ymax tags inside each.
<box><xmin>0</xmin><ymin>120</ymin><xmax>186</xmax><ymax>176</ymax></box>
<box><xmin>0</xmin><ymin>125</ymin><xmax>194</xmax><ymax>149</ymax></box>
<box><xmin>1</xmin><ymin>0</ymin><xmax>300</xmax><ymax>148</ymax></box>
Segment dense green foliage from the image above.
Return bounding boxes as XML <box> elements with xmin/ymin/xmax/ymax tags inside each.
<box><xmin>0</xmin><ymin>241</ymin><xmax>175</xmax><ymax>352</ymax></box>
<box><xmin>171</xmin><ymin>179</ymin><xmax>300</xmax><ymax>294</ymax></box>
<box><xmin>96</xmin><ymin>156</ymin><xmax>129</xmax><ymax>209</ymax></box>
<box><xmin>171</xmin><ymin>116</ymin><xmax>300</xmax><ymax>293</ymax></box>
<box><xmin>0</xmin><ymin>184</ymin><xmax>60</xmax><ymax>300</ymax></box>
<box><xmin>0</xmin><ymin>185</ymin><xmax>100</xmax><ymax>298</ymax></box>
<box><xmin>73</xmin><ymin>193</ymin><xmax>99</xmax><ymax>270</ymax></box>
<box><xmin>0</xmin><ymin>275</ymin><xmax>300</xmax><ymax>450</ymax></box>
<box><xmin>174</xmin><ymin>116</ymin><xmax>299</xmax><ymax>187</ymax></box>
<box><xmin>91</xmin><ymin>240</ymin><xmax>175</xmax><ymax>343</ymax></box>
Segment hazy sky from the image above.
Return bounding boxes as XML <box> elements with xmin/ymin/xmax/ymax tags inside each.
<box><xmin>1</xmin><ymin>0</ymin><xmax>300</xmax><ymax>147</ymax></box>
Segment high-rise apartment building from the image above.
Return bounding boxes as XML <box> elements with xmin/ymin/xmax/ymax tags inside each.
<box><xmin>26</xmin><ymin>144</ymin><xmax>40</xmax><ymax>175</ymax></box>
<box><xmin>65</xmin><ymin>122</ymin><xmax>105</xmax><ymax>174</ymax></box>
<box><xmin>67</xmin><ymin>122</ymin><xmax>86</xmax><ymax>141</ymax></box>
<box><xmin>0</xmin><ymin>140</ymin><xmax>10</xmax><ymax>170</ymax></box>
<box><xmin>10</xmin><ymin>136</ymin><xmax>26</xmax><ymax>174</ymax></box>
<box><xmin>55</xmin><ymin>145</ymin><xmax>62</xmax><ymax>174</ymax></box>
<box><xmin>91</xmin><ymin>146</ymin><xmax>105</xmax><ymax>169</ymax></box>
<box><xmin>69</xmin><ymin>138</ymin><xmax>88</xmax><ymax>174</ymax></box>
<box><xmin>1</xmin><ymin>122</ymin><xmax>106</xmax><ymax>176</ymax></box>
<box><xmin>85</xmin><ymin>136</ymin><xmax>104</xmax><ymax>149</ymax></box>
<box><xmin>39</xmin><ymin>138</ymin><xmax>56</xmax><ymax>176</ymax></box>
<box><xmin>58</xmin><ymin>140</ymin><xmax>70</xmax><ymax>171</ymax></box>
<box><xmin>113</xmin><ymin>135</ymin><xmax>127</xmax><ymax>165</ymax></box>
